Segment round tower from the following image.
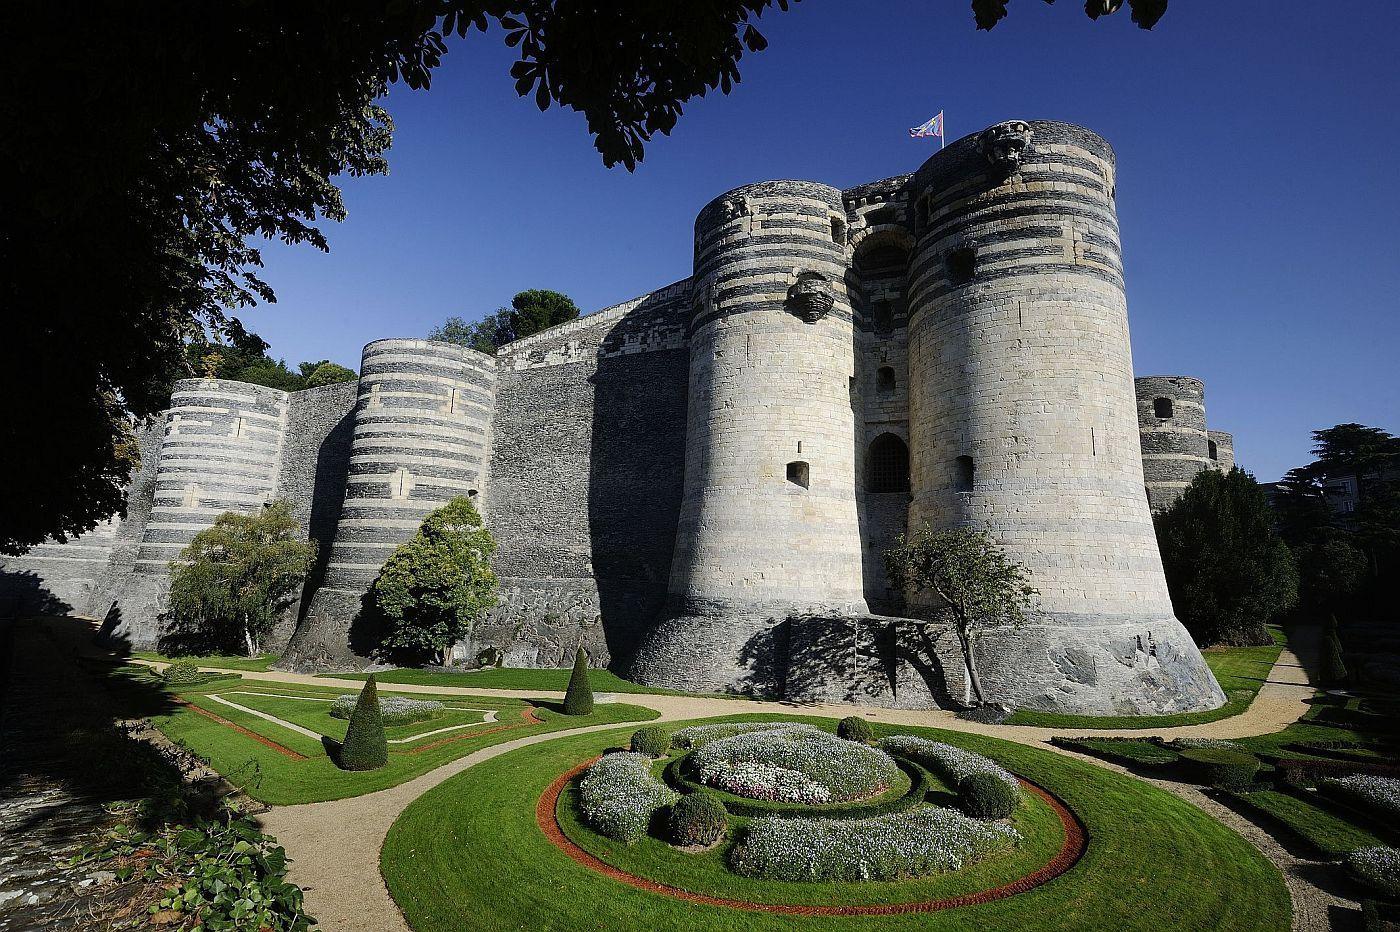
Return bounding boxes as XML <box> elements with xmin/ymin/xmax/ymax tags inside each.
<box><xmin>630</xmin><ymin>180</ymin><xmax>867</xmax><ymax>694</ymax></box>
<box><xmin>1207</xmin><ymin>430</ymin><xmax>1236</xmax><ymax>472</ymax></box>
<box><xmin>903</xmin><ymin>120</ymin><xmax>1223</xmax><ymax>714</ymax></box>
<box><xmin>284</xmin><ymin>339</ymin><xmax>495</xmax><ymax>667</ymax></box>
<box><xmin>1136</xmin><ymin>375</ymin><xmax>1211</xmax><ymax>510</ymax></box>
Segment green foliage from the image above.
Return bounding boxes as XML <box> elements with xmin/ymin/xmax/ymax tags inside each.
<box><xmin>563</xmin><ymin>647</ymin><xmax>594</xmax><ymax>715</ymax></box>
<box><xmin>70</xmin><ymin>814</ymin><xmax>313</xmax><ymax>931</ymax></box>
<box><xmin>301</xmin><ymin>360</ymin><xmax>358</xmax><ymax>387</ymax></box>
<box><xmin>1348</xmin><ymin>847</ymin><xmax>1400</xmax><ymax>898</ymax></box>
<box><xmin>973</xmin><ymin>0</ymin><xmax>1167</xmax><ymax>30</ymax></box>
<box><xmin>338</xmin><ymin>675</ymin><xmax>388</xmax><ymax>771</ymax></box>
<box><xmin>1154</xmin><ymin>468</ymin><xmax>1298</xmax><ymax>647</ymax></box>
<box><xmin>1051</xmin><ymin>737</ymin><xmax>1180</xmax><ymax>768</ymax></box>
<box><xmin>667</xmin><ymin>791</ymin><xmax>729</xmax><ymax>847</ymax></box>
<box><xmin>163</xmin><ymin>660</ymin><xmax>205</xmax><ymax>686</ymax></box>
<box><xmin>430</xmin><ymin>289</ymin><xmax>581</xmax><ymax>353</ymax></box>
<box><xmin>370</xmin><ymin>497</ymin><xmax>498</xmax><ymax>664</ymax></box>
<box><xmin>630</xmin><ymin>726</ymin><xmax>671</xmax><ymax>758</ymax></box>
<box><xmin>164</xmin><ymin>501</ymin><xmax>316</xmax><ymax>656</ymax></box>
<box><xmin>959</xmin><ymin>771</ymin><xmax>1020</xmax><ymax>819</ymax></box>
<box><xmin>1179</xmin><ymin>747</ymin><xmax>1261</xmax><ymax>790</ymax></box>
<box><xmin>836</xmin><ymin>715</ymin><xmax>873</xmax><ymax>743</ymax></box>
<box><xmin>885</xmin><ymin>525</ymin><xmax>1037</xmax><ymax>705</ymax></box>
<box><xmin>1324</xmin><ymin>630</ymin><xmax>1350</xmax><ymax>686</ymax></box>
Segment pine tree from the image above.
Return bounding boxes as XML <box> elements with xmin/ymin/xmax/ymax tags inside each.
<box><xmin>562</xmin><ymin>647</ymin><xmax>594</xmax><ymax>715</ymax></box>
<box><xmin>338</xmin><ymin>674</ymin><xmax>388</xmax><ymax>771</ymax></box>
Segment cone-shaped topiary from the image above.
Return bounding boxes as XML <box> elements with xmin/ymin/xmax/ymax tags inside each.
<box><xmin>338</xmin><ymin>674</ymin><xmax>388</xmax><ymax>771</ymax></box>
<box><xmin>1323</xmin><ymin>631</ymin><xmax>1349</xmax><ymax>686</ymax></box>
<box><xmin>562</xmin><ymin>646</ymin><xmax>594</xmax><ymax>715</ymax></box>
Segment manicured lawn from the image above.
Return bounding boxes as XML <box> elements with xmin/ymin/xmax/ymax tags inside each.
<box><xmin>149</xmin><ymin>678</ymin><xmax>658</xmax><ymax>805</ymax></box>
<box><xmin>382</xmin><ymin>713</ymin><xmax>1292</xmax><ymax>931</ymax></box>
<box><xmin>133</xmin><ymin>650</ymin><xmax>279</xmax><ymax>672</ymax></box>
<box><xmin>323</xmin><ymin>665</ymin><xmax>738</xmax><ymax>698</ymax></box>
<box><xmin>1005</xmin><ymin>626</ymin><xmax>1288</xmax><ymax>729</ymax></box>
<box><xmin>1222</xmin><ymin>789</ymin><xmax>1387</xmax><ymax>857</ymax></box>
<box><xmin>1052</xmin><ymin>736</ymin><xmax>1180</xmax><ymax>768</ymax></box>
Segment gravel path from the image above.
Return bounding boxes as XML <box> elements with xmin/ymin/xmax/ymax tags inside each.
<box><xmin>148</xmin><ymin>628</ymin><xmax>1342</xmax><ymax>932</ymax></box>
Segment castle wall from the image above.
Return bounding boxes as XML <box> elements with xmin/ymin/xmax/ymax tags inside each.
<box><xmin>900</xmin><ymin>121</ymin><xmax>1223</xmax><ymax>714</ymax></box>
<box><xmin>475</xmin><ymin>282</ymin><xmax>690</xmax><ymax>669</ymax></box>
<box><xmin>1208</xmin><ymin>430</ymin><xmax>1235</xmax><ymax>472</ymax></box>
<box><xmin>630</xmin><ymin>180</ymin><xmax>869</xmax><ymax>695</ymax></box>
<box><xmin>1136</xmin><ymin>375</ymin><xmax>1211</xmax><ymax>511</ymax></box>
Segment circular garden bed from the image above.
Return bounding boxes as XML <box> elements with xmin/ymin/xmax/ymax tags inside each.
<box><xmin>382</xmin><ymin>715</ymin><xmax>1294</xmax><ymax>932</ymax></box>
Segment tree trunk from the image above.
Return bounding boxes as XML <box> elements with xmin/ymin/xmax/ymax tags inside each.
<box><xmin>243</xmin><ymin>616</ymin><xmax>256</xmax><ymax>658</ymax></box>
<box><xmin>956</xmin><ymin>622</ymin><xmax>986</xmax><ymax>706</ymax></box>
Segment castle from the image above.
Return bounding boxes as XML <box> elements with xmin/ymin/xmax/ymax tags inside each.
<box><xmin>2</xmin><ymin>120</ymin><xmax>1239</xmax><ymax>715</ymax></box>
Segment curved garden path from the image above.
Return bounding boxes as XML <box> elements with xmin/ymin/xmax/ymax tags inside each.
<box><xmin>156</xmin><ymin>628</ymin><xmax>1340</xmax><ymax>932</ymax></box>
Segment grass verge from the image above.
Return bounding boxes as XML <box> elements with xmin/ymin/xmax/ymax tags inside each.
<box><xmin>133</xmin><ymin>650</ymin><xmax>279</xmax><ymax>672</ymax></box>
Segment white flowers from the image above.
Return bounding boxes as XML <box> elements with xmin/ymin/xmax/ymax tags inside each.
<box><xmin>878</xmin><ymin>735</ymin><xmax>1021</xmax><ymax>799</ymax></box>
<box><xmin>1319</xmin><ymin>774</ymin><xmax>1400</xmax><ymax>821</ymax></box>
<box><xmin>730</xmin><ymin>806</ymin><xmax>1020</xmax><ymax>882</ymax></box>
<box><xmin>672</xmin><ymin>721</ymin><xmax>808</xmax><ymax>750</ymax></box>
<box><xmin>1347</xmin><ymin>845</ymin><xmax>1400</xmax><ymax>897</ymax></box>
<box><xmin>578</xmin><ymin>752</ymin><xmax>679</xmax><ymax>844</ymax></box>
<box><xmin>691</xmin><ymin>725</ymin><xmax>900</xmax><ymax>804</ymax></box>
<box><xmin>329</xmin><ymin>694</ymin><xmax>444</xmax><ymax>725</ymax></box>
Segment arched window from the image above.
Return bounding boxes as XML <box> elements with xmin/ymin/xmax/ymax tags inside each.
<box><xmin>855</xmin><ymin>242</ymin><xmax>910</xmax><ymax>278</ymax></box>
<box><xmin>786</xmin><ymin>461</ymin><xmax>810</xmax><ymax>490</ymax></box>
<box><xmin>954</xmin><ymin>455</ymin><xmax>976</xmax><ymax>493</ymax></box>
<box><xmin>876</xmin><ymin>366</ymin><xmax>896</xmax><ymax>394</ymax></box>
<box><xmin>1153</xmin><ymin>397</ymin><xmax>1174</xmax><ymax>419</ymax></box>
<box><xmin>866</xmin><ymin>434</ymin><xmax>909</xmax><ymax>494</ymax></box>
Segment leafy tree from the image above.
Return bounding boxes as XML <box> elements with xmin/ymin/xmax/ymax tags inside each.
<box><xmin>164</xmin><ymin>501</ymin><xmax>317</xmax><ymax>656</ymax></box>
<box><xmin>563</xmin><ymin>646</ymin><xmax>595</xmax><ymax>715</ymax></box>
<box><xmin>973</xmin><ymin>0</ymin><xmax>1168</xmax><ymax>31</ymax></box>
<box><xmin>369</xmin><ymin>497</ymin><xmax>498</xmax><ymax>665</ymax></box>
<box><xmin>885</xmin><ymin>526</ymin><xmax>1038</xmax><ymax>706</ymax></box>
<box><xmin>338</xmin><ymin>674</ymin><xmax>389</xmax><ymax>771</ymax></box>
<box><xmin>301</xmin><ymin>361</ymin><xmax>359</xmax><ymax>388</ymax></box>
<box><xmin>430</xmin><ymin>290</ymin><xmax>581</xmax><ymax>354</ymax></box>
<box><xmin>1154</xmin><ymin>469</ymin><xmax>1298</xmax><ymax>647</ymax></box>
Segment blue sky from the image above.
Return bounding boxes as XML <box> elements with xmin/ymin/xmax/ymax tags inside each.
<box><xmin>249</xmin><ymin>1</ymin><xmax>1399</xmax><ymax>482</ymax></box>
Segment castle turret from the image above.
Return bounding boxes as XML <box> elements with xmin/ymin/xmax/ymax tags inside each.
<box><xmin>902</xmin><ymin>121</ymin><xmax>1223</xmax><ymax>714</ymax></box>
<box><xmin>1207</xmin><ymin>430</ymin><xmax>1236</xmax><ymax>472</ymax></box>
<box><xmin>630</xmin><ymin>180</ymin><xmax>867</xmax><ymax>694</ymax></box>
<box><xmin>1136</xmin><ymin>376</ymin><xmax>1211</xmax><ymax>510</ymax></box>
<box><xmin>283</xmin><ymin>338</ymin><xmax>495</xmax><ymax>667</ymax></box>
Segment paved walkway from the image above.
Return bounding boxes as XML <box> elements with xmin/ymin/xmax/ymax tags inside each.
<box><xmin>145</xmin><ymin>629</ymin><xmax>1338</xmax><ymax>932</ymax></box>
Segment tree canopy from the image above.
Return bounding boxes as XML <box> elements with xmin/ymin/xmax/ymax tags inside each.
<box><xmin>973</xmin><ymin>0</ymin><xmax>1168</xmax><ymax>31</ymax></box>
<box><xmin>430</xmin><ymin>290</ymin><xmax>581</xmax><ymax>354</ymax></box>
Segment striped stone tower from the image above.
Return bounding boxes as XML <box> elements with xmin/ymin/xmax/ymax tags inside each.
<box><xmin>902</xmin><ymin>120</ymin><xmax>1223</xmax><ymax>714</ymax></box>
<box><xmin>1207</xmin><ymin>430</ymin><xmax>1236</xmax><ymax>472</ymax></box>
<box><xmin>1136</xmin><ymin>375</ymin><xmax>1211</xmax><ymax>510</ymax></box>
<box><xmin>283</xmin><ymin>339</ymin><xmax>495</xmax><ymax>667</ymax></box>
<box><xmin>630</xmin><ymin>180</ymin><xmax>868</xmax><ymax>695</ymax></box>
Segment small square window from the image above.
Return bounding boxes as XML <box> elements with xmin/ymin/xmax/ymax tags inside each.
<box><xmin>786</xmin><ymin>461</ymin><xmax>810</xmax><ymax>490</ymax></box>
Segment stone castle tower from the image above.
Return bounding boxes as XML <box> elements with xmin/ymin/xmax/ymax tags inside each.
<box><xmin>2</xmin><ymin>120</ymin><xmax>1230</xmax><ymax>716</ymax></box>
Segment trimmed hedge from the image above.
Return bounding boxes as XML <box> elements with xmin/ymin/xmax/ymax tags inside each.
<box><xmin>1179</xmin><ymin>748</ymin><xmax>1260</xmax><ymax>789</ymax></box>
<box><xmin>562</xmin><ymin>647</ymin><xmax>593</xmax><ymax>716</ymax></box>
<box><xmin>1348</xmin><ymin>846</ymin><xmax>1400</xmax><ymax>898</ymax></box>
<box><xmin>1362</xmin><ymin>898</ymin><xmax>1400</xmax><ymax>932</ymax></box>
<box><xmin>1318</xmin><ymin>775</ymin><xmax>1400</xmax><ymax>823</ymax></box>
<box><xmin>837</xmin><ymin>716</ymin><xmax>873</xmax><ymax>743</ymax></box>
<box><xmin>960</xmin><ymin>771</ymin><xmax>1020</xmax><ymax>819</ymax></box>
<box><xmin>667</xmin><ymin>791</ymin><xmax>728</xmax><ymax>847</ymax></box>
<box><xmin>630</xmin><ymin>726</ymin><xmax>671</xmax><ymax>759</ymax></box>
<box><xmin>338</xmin><ymin>674</ymin><xmax>389</xmax><ymax>771</ymax></box>
<box><xmin>1050</xmin><ymin>736</ymin><xmax>1180</xmax><ymax>768</ymax></box>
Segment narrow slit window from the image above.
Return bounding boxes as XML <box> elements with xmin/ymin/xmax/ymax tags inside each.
<box><xmin>954</xmin><ymin>455</ymin><xmax>976</xmax><ymax>493</ymax></box>
<box><xmin>786</xmin><ymin>461</ymin><xmax>810</xmax><ymax>490</ymax></box>
<box><xmin>1154</xmin><ymin>397</ymin><xmax>1174</xmax><ymax>419</ymax></box>
<box><xmin>1208</xmin><ymin>440</ymin><xmax>1218</xmax><ymax>461</ymax></box>
<box><xmin>830</xmin><ymin>216</ymin><xmax>846</xmax><ymax>245</ymax></box>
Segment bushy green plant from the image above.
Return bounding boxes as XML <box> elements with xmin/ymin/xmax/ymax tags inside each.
<box><xmin>1324</xmin><ymin>630</ymin><xmax>1350</xmax><ymax>685</ymax></box>
<box><xmin>337</xmin><ymin>675</ymin><xmax>388</xmax><ymax>771</ymax></box>
<box><xmin>667</xmin><ymin>791</ymin><xmax>728</xmax><ymax>847</ymax></box>
<box><xmin>959</xmin><ymin>771</ymin><xmax>1020</xmax><ymax>819</ymax></box>
<box><xmin>837</xmin><ymin>715</ymin><xmax>873</xmax><ymax>743</ymax></box>
<box><xmin>1179</xmin><ymin>747</ymin><xmax>1260</xmax><ymax>789</ymax></box>
<box><xmin>329</xmin><ymin>693</ymin><xmax>443</xmax><ymax>726</ymax></box>
<box><xmin>163</xmin><ymin>659</ymin><xmax>205</xmax><ymax>686</ymax></box>
<box><xmin>563</xmin><ymin>646</ymin><xmax>593</xmax><ymax>715</ymax></box>
<box><xmin>630</xmin><ymin>726</ymin><xmax>670</xmax><ymax>758</ymax></box>
<box><xmin>1348</xmin><ymin>846</ymin><xmax>1400</xmax><ymax>898</ymax></box>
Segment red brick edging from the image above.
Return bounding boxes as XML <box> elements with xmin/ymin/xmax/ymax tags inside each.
<box><xmin>177</xmin><ymin>698</ymin><xmax>307</xmax><ymax>761</ymax></box>
<box><xmin>535</xmin><ymin>756</ymin><xmax>1088</xmax><ymax>916</ymax></box>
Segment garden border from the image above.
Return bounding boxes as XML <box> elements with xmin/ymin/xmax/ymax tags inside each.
<box><xmin>535</xmin><ymin>756</ymin><xmax>1088</xmax><ymax>916</ymax></box>
<box><xmin>176</xmin><ymin>698</ymin><xmax>307</xmax><ymax>761</ymax></box>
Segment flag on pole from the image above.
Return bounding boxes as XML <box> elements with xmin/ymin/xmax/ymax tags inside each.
<box><xmin>909</xmin><ymin>110</ymin><xmax>944</xmax><ymax>147</ymax></box>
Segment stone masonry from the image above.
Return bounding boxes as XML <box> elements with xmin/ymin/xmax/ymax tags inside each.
<box><xmin>1</xmin><ymin>119</ymin><xmax>1235</xmax><ymax>715</ymax></box>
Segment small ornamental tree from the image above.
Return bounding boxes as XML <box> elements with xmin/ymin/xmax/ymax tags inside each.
<box><xmin>1154</xmin><ymin>468</ymin><xmax>1299</xmax><ymax>647</ymax></box>
<box><xmin>370</xmin><ymin>497</ymin><xmax>498</xmax><ymax>665</ymax></box>
<box><xmin>301</xmin><ymin>360</ymin><xmax>357</xmax><ymax>387</ymax></box>
<box><xmin>563</xmin><ymin>646</ymin><xmax>594</xmax><ymax>715</ymax></box>
<box><xmin>165</xmin><ymin>500</ymin><xmax>316</xmax><ymax>656</ymax></box>
<box><xmin>338</xmin><ymin>674</ymin><xmax>388</xmax><ymax>771</ymax></box>
<box><xmin>885</xmin><ymin>526</ymin><xmax>1037</xmax><ymax>707</ymax></box>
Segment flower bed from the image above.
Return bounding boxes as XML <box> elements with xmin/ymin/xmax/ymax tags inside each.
<box><xmin>665</xmin><ymin>755</ymin><xmax>927</xmax><ymax>819</ymax></box>
<box><xmin>672</xmin><ymin>721</ymin><xmax>808</xmax><ymax>750</ymax></box>
<box><xmin>577</xmin><ymin>752</ymin><xmax>678</xmax><ymax>844</ymax></box>
<box><xmin>691</xmin><ymin>725</ymin><xmax>900</xmax><ymax>804</ymax></box>
<box><xmin>1347</xmin><ymin>846</ymin><xmax>1400</xmax><ymax>898</ymax></box>
<box><xmin>729</xmin><ymin>806</ymin><xmax>1020</xmax><ymax>882</ymax></box>
<box><xmin>1318</xmin><ymin>774</ymin><xmax>1400</xmax><ymax>822</ymax></box>
<box><xmin>879</xmin><ymin>736</ymin><xmax>1021</xmax><ymax>799</ymax></box>
<box><xmin>329</xmin><ymin>694</ymin><xmax>445</xmax><ymax>726</ymax></box>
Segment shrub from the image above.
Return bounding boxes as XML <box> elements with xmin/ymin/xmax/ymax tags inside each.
<box><xmin>578</xmin><ymin>752</ymin><xmax>678</xmax><ymax>844</ymax></box>
<box><xmin>1363</xmin><ymin>898</ymin><xmax>1400</xmax><ymax>932</ymax></box>
<box><xmin>1324</xmin><ymin>632</ymin><xmax>1349</xmax><ymax>685</ymax></box>
<box><xmin>630</xmin><ymin>726</ymin><xmax>671</xmax><ymax>758</ymax></box>
<box><xmin>1348</xmin><ymin>846</ymin><xmax>1400</xmax><ymax>898</ymax></box>
<box><xmin>668</xmin><ymin>791</ymin><xmax>728</xmax><ymax>847</ymax></box>
<box><xmin>337</xmin><ymin>675</ymin><xmax>388</xmax><ymax>771</ymax></box>
<box><xmin>1171</xmin><ymin>737</ymin><xmax>1245</xmax><ymax>751</ymax></box>
<box><xmin>837</xmin><ymin>716</ymin><xmax>873</xmax><ymax>743</ymax></box>
<box><xmin>692</xmin><ymin>725</ymin><xmax>900</xmax><ymax>804</ymax></box>
<box><xmin>960</xmin><ymin>772</ymin><xmax>1020</xmax><ymax>819</ymax></box>
<box><xmin>879</xmin><ymin>735</ymin><xmax>1022</xmax><ymax>800</ymax></box>
<box><xmin>163</xmin><ymin>660</ymin><xmax>205</xmax><ymax>686</ymax></box>
<box><xmin>330</xmin><ymin>694</ymin><xmax>443</xmax><ymax>727</ymax></box>
<box><xmin>672</xmin><ymin>721</ymin><xmax>806</xmax><ymax>750</ymax></box>
<box><xmin>562</xmin><ymin>647</ymin><xmax>593</xmax><ymax>715</ymax></box>
<box><xmin>1179</xmin><ymin>747</ymin><xmax>1260</xmax><ymax>789</ymax></box>
<box><xmin>1319</xmin><ymin>775</ymin><xmax>1400</xmax><ymax>821</ymax></box>
<box><xmin>730</xmin><ymin>806</ymin><xmax>1019</xmax><ymax>882</ymax></box>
